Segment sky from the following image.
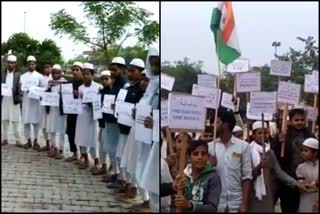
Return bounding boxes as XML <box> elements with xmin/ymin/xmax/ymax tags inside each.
<box><xmin>1</xmin><ymin>1</ymin><xmax>159</xmax><ymax>61</ymax></box>
<box><xmin>161</xmin><ymin>1</ymin><xmax>319</xmax><ymax>75</ymax></box>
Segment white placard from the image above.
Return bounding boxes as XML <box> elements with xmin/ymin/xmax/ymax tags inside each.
<box><xmin>270</xmin><ymin>60</ymin><xmax>292</xmax><ymax>77</ymax></box>
<box><xmin>116</xmin><ymin>89</ymin><xmax>128</xmax><ymax>101</ymax></box>
<box><xmin>236</xmin><ymin>72</ymin><xmax>261</xmax><ymax>93</ymax></box>
<box><xmin>82</xmin><ymin>87</ymin><xmax>98</xmax><ymax>103</ymax></box>
<box><xmin>305</xmin><ymin>106</ymin><xmax>316</xmax><ymax>121</ymax></box>
<box><xmin>197</xmin><ymin>74</ymin><xmax>217</xmax><ymax>88</ymax></box>
<box><xmin>152</xmin><ymin>110</ymin><xmax>160</xmax><ymax>142</ymax></box>
<box><xmin>277</xmin><ymin>81</ymin><xmax>301</xmax><ymax>105</ymax></box>
<box><xmin>226</xmin><ymin>58</ymin><xmax>250</xmax><ymax>73</ymax></box>
<box><xmin>220</xmin><ymin>92</ymin><xmax>239</xmax><ymax>112</ymax></box>
<box><xmin>41</xmin><ymin>92</ymin><xmax>60</xmax><ymax>106</ymax></box>
<box><xmin>28</xmin><ymin>86</ymin><xmax>46</xmax><ymax>100</ymax></box>
<box><xmin>102</xmin><ymin>94</ymin><xmax>116</xmax><ymax>114</ymax></box>
<box><xmin>161</xmin><ymin>73</ymin><xmax>175</xmax><ymax>91</ymax></box>
<box><xmin>250</xmin><ymin>91</ymin><xmax>277</xmax><ymax>115</ymax></box>
<box><xmin>161</xmin><ymin>100</ymin><xmax>168</xmax><ymax>127</ymax></box>
<box><xmin>168</xmin><ymin>93</ymin><xmax>206</xmax><ymax>130</ymax></box>
<box><xmin>21</xmin><ymin>79</ymin><xmax>39</xmax><ymax>91</ymax></box>
<box><xmin>304</xmin><ymin>74</ymin><xmax>319</xmax><ymax>94</ymax></box>
<box><xmin>246</xmin><ymin>103</ymin><xmax>273</xmax><ymax>121</ymax></box>
<box><xmin>92</xmin><ymin>95</ymin><xmax>102</xmax><ymax>120</ymax></box>
<box><xmin>135</xmin><ymin>104</ymin><xmax>153</xmax><ymax>144</ymax></box>
<box><xmin>1</xmin><ymin>84</ymin><xmax>12</xmax><ymax>97</ymax></box>
<box><xmin>62</xmin><ymin>93</ymin><xmax>82</xmax><ymax>114</ymax></box>
<box><xmin>192</xmin><ymin>84</ymin><xmax>220</xmax><ymax>109</ymax></box>
<box><xmin>116</xmin><ymin>101</ymin><xmax>135</xmax><ymax>126</ymax></box>
<box><xmin>61</xmin><ymin>83</ymin><xmax>73</xmax><ymax>94</ymax></box>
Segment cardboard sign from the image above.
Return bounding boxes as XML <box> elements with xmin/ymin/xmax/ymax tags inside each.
<box><xmin>250</xmin><ymin>91</ymin><xmax>277</xmax><ymax>115</ymax></box>
<box><xmin>102</xmin><ymin>94</ymin><xmax>116</xmax><ymax>114</ymax></box>
<box><xmin>28</xmin><ymin>86</ymin><xmax>46</xmax><ymax>100</ymax></box>
<box><xmin>161</xmin><ymin>73</ymin><xmax>175</xmax><ymax>91</ymax></box>
<box><xmin>304</xmin><ymin>74</ymin><xmax>319</xmax><ymax>94</ymax></box>
<box><xmin>277</xmin><ymin>81</ymin><xmax>301</xmax><ymax>105</ymax></box>
<box><xmin>153</xmin><ymin>109</ymin><xmax>160</xmax><ymax>142</ymax></box>
<box><xmin>246</xmin><ymin>103</ymin><xmax>273</xmax><ymax>121</ymax></box>
<box><xmin>62</xmin><ymin>93</ymin><xmax>82</xmax><ymax>114</ymax></box>
<box><xmin>236</xmin><ymin>72</ymin><xmax>261</xmax><ymax>93</ymax></box>
<box><xmin>305</xmin><ymin>105</ymin><xmax>316</xmax><ymax>121</ymax></box>
<box><xmin>168</xmin><ymin>93</ymin><xmax>206</xmax><ymax>131</ymax></box>
<box><xmin>135</xmin><ymin>104</ymin><xmax>153</xmax><ymax>144</ymax></box>
<box><xmin>40</xmin><ymin>92</ymin><xmax>60</xmax><ymax>107</ymax></box>
<box><xmin>116</xmin><ymin>101</ymin><xmax>135</xmax><ymax>126</ymax></box>
<box><xmin>226</xmin><ymin>58</ymin><xmax>250</xmax><ymax>73</ymax></box>
<box><xmin>270</xmin><ymin>60</ymin><xmax>292</xmax><ymax>77</ymax></box>
<box><xmin>61</xmin><ymin>83</ymin><xmax>73</xmax><ymax>94</ymax></box>
<box><xmin>192</xmin><ymin>84</ymin><xmax>220</xmax><ymax>109</ymax></box>
<box><xmin>220</xmin><ymin>92</ymin><xmax>239</xmax><ymax>112</ymax></box>
<box><xmin>92</xmin><ymin>95</ymin><xmax>103</xmax><ymax>120</ymax></box>
<box><xmin>161</xmin><ymin>100</ymin><xmax>169</xmax><ymax>127</ymax></box>
<box><xmin>1</xmin><ymin>84</ymin><xmax>12</xmax><ymax>97</ymax></box>
<box><xmin>197</xmin><ymin>74</ymin><xmax>217</xmax><ymax>88</ymax></box>
<box><xmin>116</xmin><ymin>89</ymin><xmax>128</xmax><ymax>101</ymax></box>
<box><xmin>82</xmin><ymin>87</ymin><xmax>99</xmax><ymax>103</ymax></box>
<box><xmin>21</xmin><ymin>79</ymin><xmax>39</xmax><ymax>91</ymax></box>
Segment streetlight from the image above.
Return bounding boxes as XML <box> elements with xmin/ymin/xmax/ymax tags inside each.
<box><xmin>272</xmin><ymin>41</ymin><xmax>281</xmax><ymax>59</ymax></box>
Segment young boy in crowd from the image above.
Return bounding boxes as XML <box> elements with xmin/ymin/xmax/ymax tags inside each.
<box><xmin>296</xmin><ymin>138</ymin><xmax>319</xmax><ymax>212</ymax></box>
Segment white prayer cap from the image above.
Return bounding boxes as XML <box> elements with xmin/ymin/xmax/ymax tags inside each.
<box><xmin>101</xmin><ymin>70</ymin><xmax>111</xmax><ymax>77</ymax></box>
<box><xmin>129</xmin><ymin>58</ymin><xmax>145</xmax><ymax>69</ymax></box>
<box><xmin>27</xmin><ymin>55</ymin><xmax>36</xmax><ymax>62</ymax></box>
<box><xmin>175</xmin><ymin>132</ymin><xmax>192</xmax><ymax>139</ymax></box>
<box><xmin>72</xmin><ymin>61</ymin><xmax>83</xmax><ymax>69</ymax></box>
<box><xmin>233</xmin><ymin>125</ymin><xmax>243</xmax><ymax>133</ymax></box>
<box><xmin>302</xmin><ymin>138</ymin><xmax>318</xmax><ymax>150</ymax></box>
<box><xmin>83</xmin><ymin>62</ymin><xmax>94</xmax><ymax>70</ymax></box>
<box><xmin>252</xmin><ymin>121</ymin><xmax>268</xmax><ymax>131</ymax></box>
<box><xmin>111</xmin><ymin>57</ymin><xmax>126</xmax><ymax>66</ymax></box>
<box><xmin>294</xmin><ymin>103</ymin><xmax>305</xmax><ymax>109</ymax></box>
<box><xmin>7</xmin><ymin>55</ymin><xmax>17</xmax><ymax>62</ymax></box>
<box><xmin>52</xmin><ymin>64</ymin><xmax>62</xmax><ymax>70</ymax></box>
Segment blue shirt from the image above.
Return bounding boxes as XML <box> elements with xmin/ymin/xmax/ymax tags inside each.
<box><xmin>208</xmin><ymin>136</ymin><xmax>252</xmax><ymax>212</ymax></box>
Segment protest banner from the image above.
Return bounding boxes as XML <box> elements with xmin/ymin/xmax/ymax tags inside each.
<box><xmin>102</xmin><ymin>94</ymin><xmax>116</xmax><ymax>114</ymax></box>
<box><xmin>304</xmin><ymin>74</ymin><xmax>319</xmax><ymax>94</ymax></box>
<box><xmin>250</xmin><ymin>91</ymin><xmax>277</xmax><ymax>115</ymax></box>
<box><xmin>226</xmin><ymin>58</ymin><xmax>249</xmax><ymax>73</ymax></box>
<box><xmin>21</xmin><ymin>79</ymin><xmax>39</xmax><ymax>91</ymax></box>
<box><xmin>61</xmin><ymin>83</ymin><xmax>73</xmax><ymax>94</ymax></box>
<box><xmin>270</xmin><ymin>60</ymin><xmax>292</xmax><ymax>77</ymax></box>
<box><xmin>82</xmin><ymin>87</ymin><xmax>99</xmax><ymax>103</ymax></box>
<box><xmin>161</xmin><ymin>73</ymin><xmax>175</xmax><ymax>91</ymax></box>
<box><xmin>236</xmin><ymin>72</ymin><xmax>261</xmax><ymax>93</ymax></box>
<box><xmin>62</xmin><ymin>93</ymin><xmax>82</xmax><ymax>114</ymax></box>
<box><xmin>116</xmin><ymin>89</ymin><xmax>128</xmax><ymax>101</ymax></box>
<box><xmin>246</xmin><ymin>103</ymin><xmax>273</xmax><ymax>121</ymax></box>
<box><xmin>40</xmin><ymin>92</ymin><xmax>59</xmax><ymax>106</ymax></box>
<box><xmin>135</xmin><ymin>104</ymin><xmax>152</xmax><ymax>144</ymax></box>
<box><xmin>197</xmin><ymin>74</ymin><xmax>217</xmax><ymax>88</ymax></box>
<box><xmin>28</xmin><ymin>86</ymin><xmax>45</xmax><ymax>100</ymax></box>
<box><xmin>92</xmin><ymin>95</ymin><xmax>102</xmax><ymax>120</ymax></box>
<box><xmin>1</xmin><ymin>83</ymin><xmax>12</xmax><ymax>97</ymax></box>
<box><xmin>220</xmin><ymin>91</ymin><xmax>239</xmax><ymax>111</ymax></box>
<box><xmin>116</xmin><ymin>101</ymin><xmax>135</xmax><ymax>127</ymax></box>
<box><xmin>192</xmin><ymin>84</ymin><xmax>220</xmax><ymax>109</ymax></box>
<box><xmin>152</xmin><ymin>110</ymin><xmax>159</xmax><ymax>142</ymax></box>
<box><xmin>161</xmin><ymin>100</ymin><xmax>169</xmax><ymax>127</ymax></box>
<box><xmin>277</xmin><ymin>81</ymin><xmax>301</xmax><ymax>105</ymax></box>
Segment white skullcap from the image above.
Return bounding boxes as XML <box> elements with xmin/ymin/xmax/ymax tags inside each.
<box><xmin>7</xmin><ymin>55</ymin><xmax>17</xmax><ymax>62</ymax></box>
<box><xmin>302</xmin><ymin>138</ymin><xmax>318</xmax><ymax>150</ymax></box>
<box><xmin>252</xmin><ymin>121</ymin><xmax>268</xmax><ymax>131</ymax></box>
<box><xmin>83</xmin><ymin>63</ymin><xmax>94</xmax><ymax>70</ymax></box>
<box><xmin>27</xmin><ymin>55</ymin><xmax>36</xmax><ymax>62</ymax></box>
<box><xmin>129</xmin><ymin>58</ymin><xmax>145</xmax><ymax>69</ymax></box>
<box><xmin>52</xmin><ymin>64</ymin><xmax>62</xmax><ymax>70</ymax></box>
<box><xmin>174</xmin><ymin>132</ymin><xmax>192</xmax><ymax>139</ymax></box>
<box><xmin>73</xmin><ymin>61</ymin><xmax>83</xmax><ymax>69</ymax></box>
<box><xmin>233</xmin><ymin>125</ymin><xmax>243</xmax><ymax>133</ymax></box>
<box><xmin>111</xmin><ymin>57</ymin><xmax>126</xmax><ymax>66</ymax></box>
<box><xmin>294</xmin><ymin>104</ymin><xmax>305</xmax><ymax>109</ymax></box>
<box><xmin>101</xmin><ymin>70</ymin><xmax>111</xmax><ymax>77</ymax></box>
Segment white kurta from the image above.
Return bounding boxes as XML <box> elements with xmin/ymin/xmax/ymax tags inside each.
<box><xmin>46</xmin><ymin>79</ymin><xmax>66</xmax><ymax>134</ymax></box>
<box><xmin>20</xmin><ymin>71</ymin><xmax>43</xmax><ymax>124</ymax></box>
<box><xmin>39</xmin><ymin>75</ymin><xmax>51</xmax><ymax>129</ymax></box>
<box><xmin>2</xmin><ymin>71</ymin><xmax>21</xmax><ymax>122</ymax></box>
<box><xmin>75</xmin><ymin>82</ymin><xmax>102</xmax><ymax>148</ymax></box>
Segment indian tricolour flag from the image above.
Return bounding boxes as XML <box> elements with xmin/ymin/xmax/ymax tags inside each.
<box><xmin>211</xmin><ymin>2</ymin><xmax>241</xmax><ymax>65</ymax></box>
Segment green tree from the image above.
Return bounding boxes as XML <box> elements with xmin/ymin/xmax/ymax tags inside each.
<box><xmin>1</xmin><ymin>33</ymin><xmax>63</xmax><ymax>72</ymax></box>
<box><xmin>50</xmin><ymin>1</ymin><xmax>159</xmax><ymax>64</ymax></box>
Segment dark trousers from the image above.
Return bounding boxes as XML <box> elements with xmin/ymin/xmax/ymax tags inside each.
<box><xmin>66</xmin><ymin>115</ymin><xmax>77</xmax><ymax>153</ymax></box>
<box><xmin>67</xmin><ymin>132</ymin><xmax>77</xmax><ymax>153</ymax></box>
<box><xmin>275</xmin><ymin>185</ymin><xmax>300</xmax><ymax>213</ymax></box>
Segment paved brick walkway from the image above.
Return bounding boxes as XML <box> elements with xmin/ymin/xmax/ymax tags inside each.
<box><xmin>1</xmin><ymin>124</ymin><xmax>144</xmax><ymax>213</ymax></box>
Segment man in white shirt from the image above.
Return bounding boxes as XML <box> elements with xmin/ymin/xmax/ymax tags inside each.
<box><xmin>208</xmin><ymin>109</ymin><xmax>252</xmax><ymax>212</ymax></box>
<box><xmin>20</xmin><ymin>56</ymin><xmax>43</xmax><ymax>150</ymax></box>
<box><xmin>1</xmin><ymin>55</ymin><xmax>22</xmax><ymax>146</ymax></box>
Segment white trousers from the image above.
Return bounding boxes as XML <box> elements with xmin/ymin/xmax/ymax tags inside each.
<box><xmin>24</xmin><ymin>123</ymin><xmax>39</xmax><ymax>140</ymax></box>
<box><xmin>2</xmin><ymin>120</ymin><xmax>21</xmax><ymax>142</ymax></box>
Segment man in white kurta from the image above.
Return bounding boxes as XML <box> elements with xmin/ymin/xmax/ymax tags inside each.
<box><xmin>20</xmin><ymin>56</ymin><xmax>43</xmax><ymax>150</ymax></box>
<box><xmin>1</xmin><ymin>55</ymin><xmax>22</xmax><ymax>146</ymax></box>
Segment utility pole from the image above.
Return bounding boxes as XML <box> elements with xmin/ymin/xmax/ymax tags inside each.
<box><xmin>272</xmin><ymin>41</ymin><xmax>281</xmax><ymax>59</ymax></box>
